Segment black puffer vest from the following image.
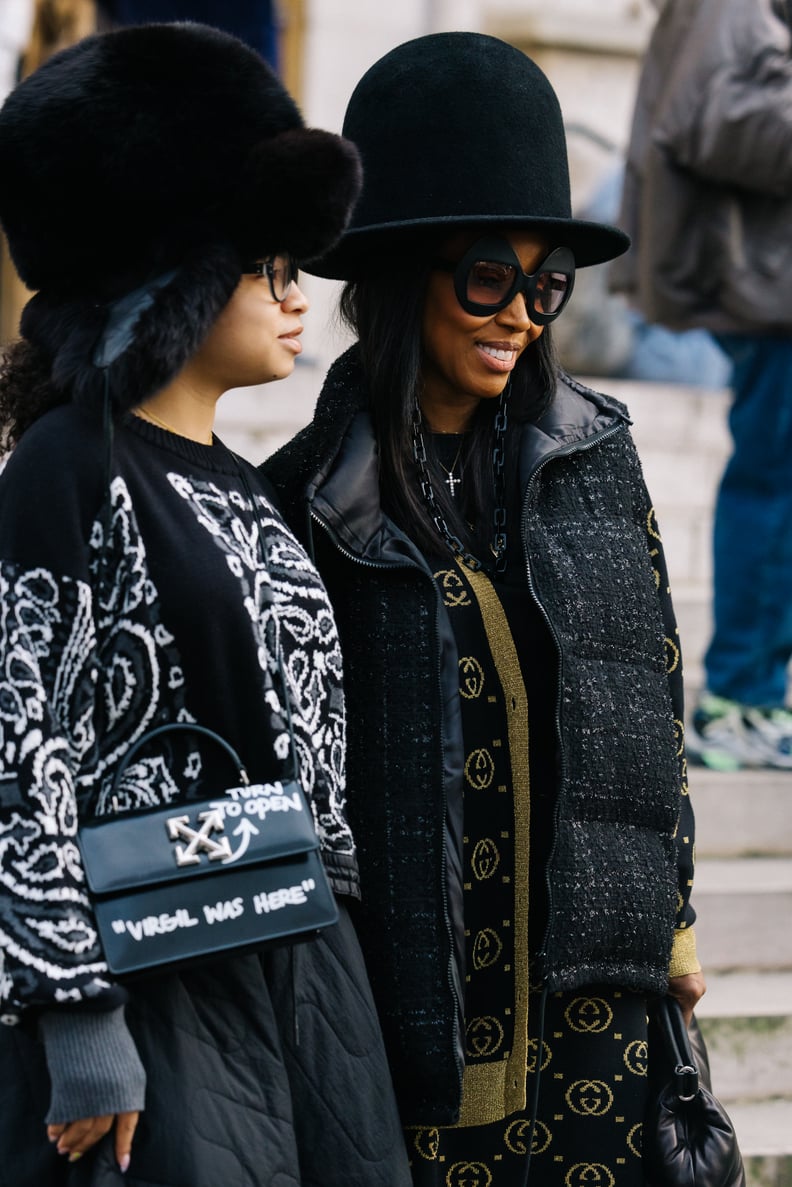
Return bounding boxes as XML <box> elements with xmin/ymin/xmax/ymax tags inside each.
<box><xmin>263</xmin><ymin>348</ymin><xmax>685</xmax><ymax>1124</ymax></box>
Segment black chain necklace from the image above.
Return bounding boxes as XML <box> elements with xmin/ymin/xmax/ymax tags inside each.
<box><xmin>412</xmin><ymin>381</ymin><xmax>510</xmax><ymax>574</ymax></box>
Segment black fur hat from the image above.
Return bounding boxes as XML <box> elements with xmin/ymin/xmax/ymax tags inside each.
<box><xmin>0</xmin><ymin>22</ymin><xmax>362</xmax><ymax>412</ymax></box>
<box><xmin>309</xmin><ymin>32</ymin><xmax>628</xmax><ymax>279</ymax></box>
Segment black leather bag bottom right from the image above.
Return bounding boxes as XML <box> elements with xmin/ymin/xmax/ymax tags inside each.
<box><xmin>643</xmin><ymin>996</ymin><xmax>746</xmax><ymax>1187</ymax></box>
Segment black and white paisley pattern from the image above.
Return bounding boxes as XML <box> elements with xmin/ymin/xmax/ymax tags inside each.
<box><xmin>0</xmin><ymin>413</ymin><xmax>356</xmax><ymax>1015</ymax></box>
<box><xmin>88</xmin><ymin>477</ymin><xmax>194</xmax><ymax>813</ymax></box>
<box><xmin>167</xmin><ymin>473</ymin><xmax>352</xmax><ymax>854</ymax></box>
<box><xmin>0</xmin><ymin>396</ymin><xmax>358</xmax><ymax>1011</ymax></box>
<box><xmin>0</xmin><ymin>562</ymin><xmax>110</xmax><ymax>1006</ymax></box>
<box><xmin>0</xmin><ymin>478</ymin><xmax>191</xmax><ymax>1009</ymax></box>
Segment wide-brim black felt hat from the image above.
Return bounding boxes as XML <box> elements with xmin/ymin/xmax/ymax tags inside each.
<box><xmin>308</xmin><ymin>31</ymin><xmax>628</xmax><ymax>280</ymax></box>
<box><xmin>0</xmin><ymin>22</ymin><xmax>362</xmax><ymax>414</ymax></box>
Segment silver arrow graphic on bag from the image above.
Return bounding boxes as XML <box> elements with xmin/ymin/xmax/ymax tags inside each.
<box><xmin>166</xmin><ymin>808</ymin><xmax>232</xmax><ymax>866</ymax></box>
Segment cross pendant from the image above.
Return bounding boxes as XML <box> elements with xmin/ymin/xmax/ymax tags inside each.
<box><xmin>445</xmin><ymin>471</ymin><xmax>461</xmax><ymax>497</ymax></box>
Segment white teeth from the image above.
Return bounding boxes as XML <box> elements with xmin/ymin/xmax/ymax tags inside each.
<box><xmin>480</xmin><ymin>346</ymin><xmax>515</xmax><ymax>361</ymax></box>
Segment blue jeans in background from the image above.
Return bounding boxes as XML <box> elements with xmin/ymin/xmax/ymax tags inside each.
<box><xmin>705</xmin><ymin>335</ymin><xmax>792</xmax><ymax>706</ymax></box>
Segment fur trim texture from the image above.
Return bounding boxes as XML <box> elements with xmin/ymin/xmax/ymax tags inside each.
<box><xmin>0</xmin><ymin>23</ymin><xmax>362</xmax><ymax>411</ymax></box>
<box><xmin>0</xmin><ymin>23</ymin><xmax>360</xmax><ymax>294</ymax></box>
<box><xmin>21</xmin><ymin>244</ymin><xmax>241</xmax><ymax>416</ymax></box>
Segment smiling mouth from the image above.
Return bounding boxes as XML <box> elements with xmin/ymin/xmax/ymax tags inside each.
<box><xmin>479</xmin><ymin>345</ymin><xmax>518</xmax><ymax>361</ymax></box>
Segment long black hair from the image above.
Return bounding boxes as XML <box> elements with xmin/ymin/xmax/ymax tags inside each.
<box><xmin>339</xmin><ymin>245</ymin><xmax>559</xmax><ymax>558</ymax></box>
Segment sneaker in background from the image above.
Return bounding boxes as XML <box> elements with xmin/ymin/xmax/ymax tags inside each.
<box><xmin>688</xmin><ymin>694</ymin><xmax>792</xmax><ymax>771</ymax></box>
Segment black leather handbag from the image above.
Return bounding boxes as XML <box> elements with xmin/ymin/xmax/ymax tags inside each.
<box><xmin>79</xmin><ymin>720</ymin><xmax>338</xmax><ymax>977</ymax></box>
<box><xmin>643</xmin><ymin>995</ymin><xmax>746</xmax><ymax>1187</ymax></box>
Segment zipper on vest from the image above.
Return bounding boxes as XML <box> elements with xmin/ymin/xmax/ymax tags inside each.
<box><xmin>521</xmin><ymin>422</ymin><xmax>627</xmax><ymax>982</ymax></box>
<box><xmin>309</xmin><ymin>509</ymin><xmax>466</xmax><ymax>1097</ymax></box>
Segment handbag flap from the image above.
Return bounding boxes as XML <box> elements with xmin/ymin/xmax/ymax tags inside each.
<box><xmin>80</xmin><ymin>779</ymin><xmax>319</xmax><ymax>895</ymax></box>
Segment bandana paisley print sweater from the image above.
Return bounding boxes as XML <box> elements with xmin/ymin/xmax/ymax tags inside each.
<box><xmin>0</xmin><ymin>405</ymin><xmax>355</xmax><ymax>1021</ymax></box>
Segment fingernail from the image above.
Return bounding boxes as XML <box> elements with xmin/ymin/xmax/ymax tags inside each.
<box><xmin>119</xmin><ymin>1154</ymin><xmax>130</xmax><ymax>1174</ymax></box>
<box><xmin>48</xmin><ymin>1134</ymin><xmax>58</xmax><ymax>1143</ymax></box>
<box><xmin>68</xmin><ymin>1152</ymin><xmax>83</xmax><ymax>1163</ymax></box>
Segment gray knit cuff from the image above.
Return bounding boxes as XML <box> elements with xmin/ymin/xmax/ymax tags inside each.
<box><xmin>39</xmin><ymin>1006</ymin><xmax>147</xmax><ymax>1125</ymax></box>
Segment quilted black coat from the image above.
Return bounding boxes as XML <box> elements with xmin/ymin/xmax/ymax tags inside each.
<box><xmin>0</xmin><ymin>905</ymin><xmax>411</xmax><ymax>1187</ymax></box>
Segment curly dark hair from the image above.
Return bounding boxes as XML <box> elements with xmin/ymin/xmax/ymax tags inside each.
<box><xmin>0</xmin><ymin>337</ymin><xmax>66</xmax><ymax>453</ymax></box>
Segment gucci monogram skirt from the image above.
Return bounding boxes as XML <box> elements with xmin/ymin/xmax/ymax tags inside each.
<box><xmin>406</xmin><ymin>985</ymin><xmax>649</xmax><ymax>1187</ymax></box>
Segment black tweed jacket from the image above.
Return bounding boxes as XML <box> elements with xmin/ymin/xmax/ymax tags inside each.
<box><xmin>263</xmin><ymin>347</ymin><xmax>694</xmax><ymax>1125</ymax></box>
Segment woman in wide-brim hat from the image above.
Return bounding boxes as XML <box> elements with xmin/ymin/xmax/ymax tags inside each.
<box><xmin>0</xmin><ymin>22</ymin><xmax>410</xmax><ymax>1186</ymax></box>
<box><xmin>264</xmin><ymin>31</ymin><xmax>706</xmax><ymax>1187</ymax></box>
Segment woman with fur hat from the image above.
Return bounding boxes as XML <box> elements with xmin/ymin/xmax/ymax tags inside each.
<box><xmin>0</xmin><ymin>21</ymin><xmax>410</xmax><ymax>1187</ymax></box>
<box><xmin>264</xmin><ymin>32</ymin><xmax>706</xmax><ymax>1187</ymax></box>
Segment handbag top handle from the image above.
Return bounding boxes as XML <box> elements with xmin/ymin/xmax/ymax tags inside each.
<box><xmin>110</xmin><ymin>721</ymin><xmax>250</xmax><ymax>802</ymax></box>
<box><xmin>657</xmin><ymin>996</ymin><xmax>699</xmax><ymax>1102</ymax></box>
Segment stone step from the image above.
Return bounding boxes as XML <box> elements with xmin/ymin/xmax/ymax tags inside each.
<box><xmin>744</xmin><ymin>1150</ymin><xmax>792</xmax><ymax>1187</ymax></box>
<box><xmin>691</xmin><ymin>769</ymin><xmax>792</xmax><ymax>858</ymax></box>
<box><xmin>694</xmin><ymin>973</ymin><xmax>792</xmax><ymax>1115</ymax></box>
<box><xmin>693</xmin><ymin>974</ymin><xmax>792</xmax><ymax>1112</ymax></box>
<box><xmin>586</xmin><ymin>378</ymin><xmax>732</xmax><ymax>463</ymax></box>
<box><xmin>729</xmin><ymin>1099</ymin><xmax>792</xmax><ymax>1164</ymax></box>
<box><xmin>692</xmin><ymin>858</ymin><xmax>792</xmax><ymax>971</ymax></box>
<box><xmin>696</xmin><ymin>1008</ymin><xmax>792</xmax><ymax>1104</ymax></box>
<box><xmin>723</xmin><ymin>1111</ymin><xmax>792</xmax><ymax>1184</ymax></box>
<box><xmin>696</xmin><ymin>971</ymin><xmax>792</xmax><ymax>1020</ymax></box>
<box><xmin>694</xmin><ymin>972</ymin><xmax>792</xmax><ymax>1108</ymax></box>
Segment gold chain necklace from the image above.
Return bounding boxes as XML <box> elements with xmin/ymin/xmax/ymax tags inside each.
<box><xmin>135</xmin><ymin>405</ymin><xmax>213</xmax><ymax>446</ymax></box>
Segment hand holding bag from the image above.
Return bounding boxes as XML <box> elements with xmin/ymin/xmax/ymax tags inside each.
<box><xmin>643</xmin><ymin>995</ymin><xmax>746</xmax><ymax>1187</ymax></box>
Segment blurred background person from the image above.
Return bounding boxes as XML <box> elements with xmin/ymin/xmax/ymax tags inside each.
<box><xmin>95</xmin><ymin>0</ymin><xmax>279</xmax><ymax>65</ymax></box>
<box><xmin>554</xmin><ymin>147</ymin><xmax>731</xmax><ymax>387</ymax></box>
<box><xmin>613</xmin><ymin>0</ymin><xmax>792</xmax><ymax>771</ymax></box>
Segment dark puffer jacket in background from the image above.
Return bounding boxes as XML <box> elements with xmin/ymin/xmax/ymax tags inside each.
<box><xmin>612</xmin><ymin>0</ymin><xmax>792</xmax><ymax>333</ymax></box>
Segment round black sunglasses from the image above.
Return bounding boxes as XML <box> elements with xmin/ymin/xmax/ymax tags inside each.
<box><xmin>433</xmin><ymin>236</ymin><xmax>575</xmax><ymax>322</ymax></box>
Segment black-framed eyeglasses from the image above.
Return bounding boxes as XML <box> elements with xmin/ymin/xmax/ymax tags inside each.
<box><xmin>243</xmin><ymin>252</ymin><xmax>299</xmax><ymax>302</ymax></box>
<box><xmin>433</xmin><ymin>236</ymin><xmax>575</xmax><ymax>323</ymax></box>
